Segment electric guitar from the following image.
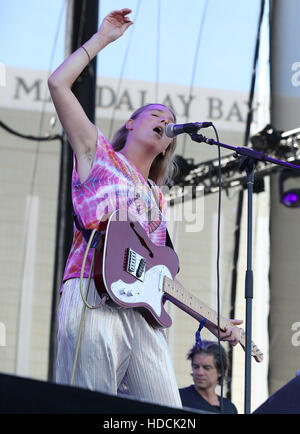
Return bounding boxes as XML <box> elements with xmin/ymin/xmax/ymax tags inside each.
<box><xmin>93</xmin><ymin>210</ymin><xmax>263</xmax><ymax>363</ymax></box>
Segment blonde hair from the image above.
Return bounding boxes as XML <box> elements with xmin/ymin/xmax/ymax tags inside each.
<box><xmin>111</xmin><ymin>104</ymin><xmax>177</xmax><ymax>186</ymax></box>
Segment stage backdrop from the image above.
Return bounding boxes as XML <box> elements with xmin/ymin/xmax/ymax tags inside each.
<box><xmin>269</xmin><ymin>0</ymin><xmax>300</xmax><ymax>395</ymax></box>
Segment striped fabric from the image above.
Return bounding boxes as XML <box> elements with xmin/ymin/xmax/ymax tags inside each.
<box><xmin>56</xmin><ymin>278</ymin><xmax>182</xmax><ymax>408</ymax></box>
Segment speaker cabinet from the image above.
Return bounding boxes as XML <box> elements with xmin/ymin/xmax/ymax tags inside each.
<box><xmin>253</xmin><ymin>376</ymin><xmax>300</xmax><ymax>414</ymax></box>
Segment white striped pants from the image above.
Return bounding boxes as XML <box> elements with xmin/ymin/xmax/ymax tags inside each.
<box><xmin>56</xmin><ymin>278</ymin><xmax>182</xmax><ymax>408</ymax></box>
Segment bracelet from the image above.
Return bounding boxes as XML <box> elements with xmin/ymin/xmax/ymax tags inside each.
<box><xmin>81</xmin><ymin>46</ymin><xmax>91</xmax><ymax>63</ymax></box>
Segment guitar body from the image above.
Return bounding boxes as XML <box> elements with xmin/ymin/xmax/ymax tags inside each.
<box><xmin>94</xmin><ymin>210</ymin><xmax>180</xmax><ymax>328</ymax></box>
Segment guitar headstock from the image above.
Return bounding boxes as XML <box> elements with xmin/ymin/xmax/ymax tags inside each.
<box><xmin>238</xmin><ymin>328</ymin><xmax>263</xmax><ymax>363</ymax></box>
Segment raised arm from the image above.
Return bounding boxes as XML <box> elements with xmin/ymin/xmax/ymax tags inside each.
<box><xmin>48</xmin><ymin>8</ymin><xmax>133</xmax><ymax>181</ymax></box>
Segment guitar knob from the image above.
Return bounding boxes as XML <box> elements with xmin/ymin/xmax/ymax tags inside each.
<box><xmin>119</xmin><ymin>287</ymin><xmax>139</xmax><ymax>297</ymax></box>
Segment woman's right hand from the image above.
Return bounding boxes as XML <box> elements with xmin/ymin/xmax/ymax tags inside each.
<box><xmin>98</xmin><ymin>8</ymin><xmax>133</xmax><ymax>44</ymax></box>
<box><xmin>47</xmin><ymin>8</ymin><xmax>133</xmax><ymax>181</ymax></box>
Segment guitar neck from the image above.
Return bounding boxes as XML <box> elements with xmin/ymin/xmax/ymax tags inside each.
<box><xmin>163</xmin><ymin>276</ymin><xmax>231</xmax><ymax>331</ymax></box>
<box><xmin>163</xmin><ymin>275</ymin><xmax>263</xmax><ymax>363</ymax></box>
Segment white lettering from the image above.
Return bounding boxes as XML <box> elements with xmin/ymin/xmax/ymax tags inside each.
<box><xmin>147</xmin><ymin>418</ymin><xmax>196</xmax><ymax>429</ymax></box>
<box><xmin>103</xmin><ymin>418</ymin><xmax>138</xmax><ymax>431</ymax></box>
<box><xmin>291</xmin><ymin>62</ymin><xmax>300</xmax><ymax>87</ymax></box>
<box><xmin>291</xmin><ymin>322</ymin><xmax>300</xmax><ymax>347</ymax></box>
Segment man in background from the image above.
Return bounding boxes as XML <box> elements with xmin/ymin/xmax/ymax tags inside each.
<box><xmin>179</xmin><ymin>341</ymin><xmax>238</xmax><ymax>414</ymax></box>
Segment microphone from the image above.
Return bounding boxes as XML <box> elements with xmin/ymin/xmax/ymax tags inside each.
<box><xmin>165</xmin><ymin>121</ymin><xmax>212</xmax><ymax>138</ymax></box>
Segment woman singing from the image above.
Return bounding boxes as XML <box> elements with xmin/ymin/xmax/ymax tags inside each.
<box><xmin>48</xmin><ymin>8</ymin><xmax>242</xmax><ymax>408</ymax></box>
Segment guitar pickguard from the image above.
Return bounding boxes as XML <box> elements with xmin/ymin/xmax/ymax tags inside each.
<box><xmin>110</xmin><ymin>265</ymin><xmax>172</xmax><ymax>317</ymax></box>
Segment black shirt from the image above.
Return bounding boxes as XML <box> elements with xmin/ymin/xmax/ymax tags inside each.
<box><xmin>179</xmin><ymin>385</ymin><xmax>238</xmax><ymax>414</ymax></box>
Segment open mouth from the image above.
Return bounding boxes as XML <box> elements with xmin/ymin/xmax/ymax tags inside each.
<box><xmin>153</xmin><ymin>126</ymin><xmax>163</xmax><ymax>138</ymax></box>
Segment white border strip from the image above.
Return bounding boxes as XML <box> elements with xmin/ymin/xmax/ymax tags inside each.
<box><xmin>16</xmin><ymin>195</ymin><xmax>39</xmax><ymax>376</ymax></box>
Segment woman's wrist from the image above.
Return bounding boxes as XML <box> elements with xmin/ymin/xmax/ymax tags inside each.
<box><xmin>48</xmin><ymin>32</ymin><xmax>111</xmax><ymax>89</ymax></box>
<box><xmin>83</xmin><ymin>32</ymin><xmax>111</xmax><ymax>60</ymax></box>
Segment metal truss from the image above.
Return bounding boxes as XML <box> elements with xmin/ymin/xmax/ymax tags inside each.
<box><xmin>167</xmin><ymin>126</ymin><xmax>300</xmax><ymax>204</ymax></box>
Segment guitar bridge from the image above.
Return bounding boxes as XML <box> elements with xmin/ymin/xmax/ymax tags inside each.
<box><xmin>126</xmin><ymin>248</ymin><xmax>146</xmax><ymax>281</ymax></box>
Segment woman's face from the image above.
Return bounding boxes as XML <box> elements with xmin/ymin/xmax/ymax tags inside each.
<box><xmin>127</xmin><ymin>104</ymin><xmax>175</xmax><ymax>155</ymax></box>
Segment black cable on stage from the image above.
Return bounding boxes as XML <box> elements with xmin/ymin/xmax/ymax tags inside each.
<box><xmin>211</xmin><ymin>123</ymin><xmax>225</xmax><ymax>414</ymax></box>
<box><xmin>0</xmin><ymin>120</ymin><xmax>63</xmax><ymax>143</ymax></box>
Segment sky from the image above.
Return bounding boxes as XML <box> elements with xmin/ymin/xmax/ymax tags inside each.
<box><xmin>0</xmin><ymin>0</ymin><xmax>266</xmax><ymax>92</ymax></box>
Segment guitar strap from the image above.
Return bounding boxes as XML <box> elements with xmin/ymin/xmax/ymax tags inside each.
<box><xmin>165</xmin><ymin>228</ymin><xmax>175</xmax><ymax>250</ymax></box>
<box><xmin>147</xmin><ymin>181</ymin><xmax>174</xmax><ymax>251</ymax></box>
<box><xmin>195</xmin><ymin>317</ymin><xmax>207</xmax><ymax>345</ymax></box>
<box><xmin>72</xmin><ymin>212</ymin><xmax>101</xmax><ymax>247</ymax></box>
<box><xmin>72</xmin><ymin>209</ymin><xmax>174</xmax><ymax>250</ymax></box>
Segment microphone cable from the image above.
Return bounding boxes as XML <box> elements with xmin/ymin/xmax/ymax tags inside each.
<box><xmin>212</xmin><ymin>123</ymin><xmax>225</xmax><ymax>415</ymax></box>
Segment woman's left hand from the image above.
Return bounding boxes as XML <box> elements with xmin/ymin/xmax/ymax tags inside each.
<box><xmin>220</xmin><ymin>319</ymin><xmax>243</xmax><ymax>346</ymax></box>
<box><xmin>206</xmin><ymin>319</ymin><xmax>243</xmax><ymax>346</ymax></box>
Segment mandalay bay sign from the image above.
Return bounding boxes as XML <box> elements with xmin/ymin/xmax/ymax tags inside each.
<box><xmin>1</xmin><ymin>67</ymin><xmax>265</xmax><ymax>132</ymax></box>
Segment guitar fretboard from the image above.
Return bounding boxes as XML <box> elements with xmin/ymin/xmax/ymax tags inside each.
<box><xmin>163</xmin><ymin>275</ymin><xmax>263</xmax><ymax>362</ymax></box>
<box><xmin>163</xmin><ymin>276</ymin><xmax>230</xmax><ymax>330</ymax></box>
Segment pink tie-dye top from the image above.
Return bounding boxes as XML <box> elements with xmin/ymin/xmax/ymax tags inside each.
<box><xmin>62</xmin><ymin>128</ymin><xmax>167</xmax><ymax>285</ymax></box>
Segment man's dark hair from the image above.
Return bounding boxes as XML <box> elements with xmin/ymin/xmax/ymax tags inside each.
<box><xmin>187</xmin><ymin>341</ymin><xmax>229</xmax><ymax>385</ymax></box>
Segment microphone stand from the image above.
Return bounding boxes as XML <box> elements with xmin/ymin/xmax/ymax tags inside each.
<box><xmin>189</xmin><ymin>132</ymin><xmax>300</xmax><ymax>414</ymax></box>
